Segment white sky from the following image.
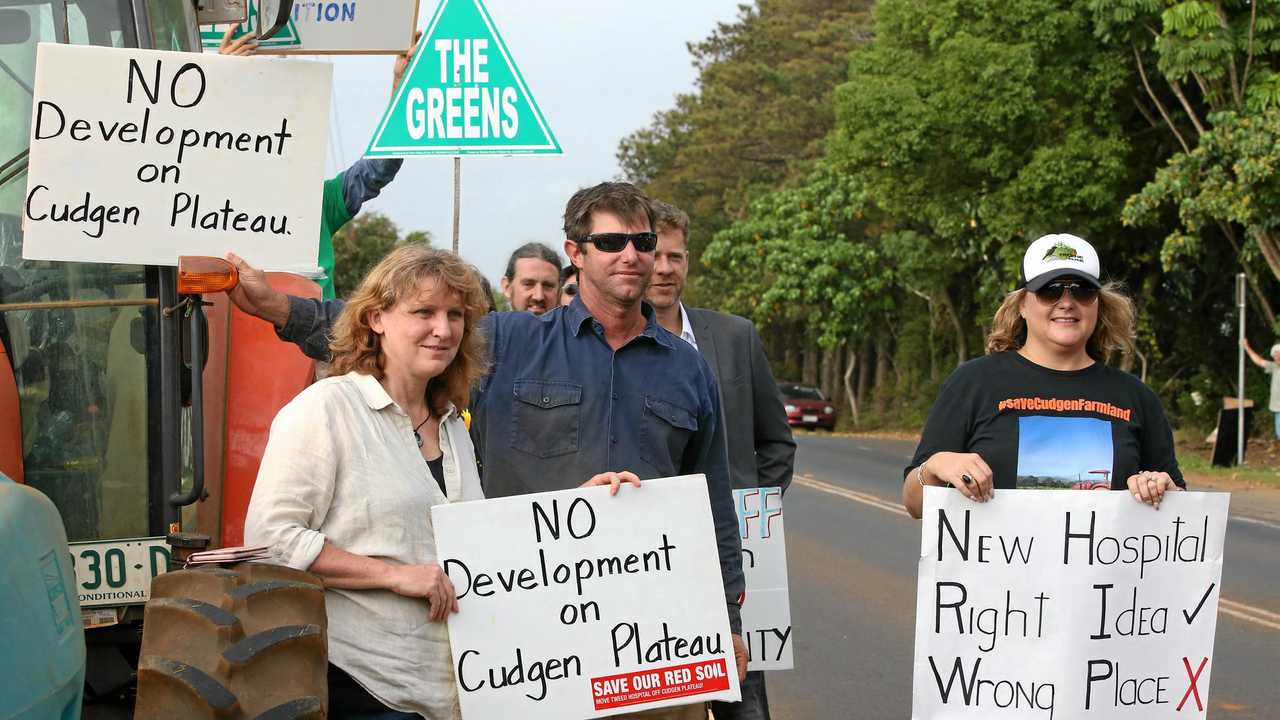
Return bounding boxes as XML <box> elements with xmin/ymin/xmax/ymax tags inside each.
<box><xmin>315</xmin><ymin>0</ymin><xmax>745</xmax><ymax>284</ymax></box>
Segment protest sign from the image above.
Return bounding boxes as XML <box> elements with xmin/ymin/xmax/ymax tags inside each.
<box><xmin>432</xmin><ymin>475</ymin><xmax>741</xmax><ymax>718</ymax></box>
<box><xmin>200</xmin><ymin>0</ymin><xmax>420</xmax><ymax>54</ymax></box>
<box><xmin>364</xmin><ymin>0</ymin><xmax>560</xmax><ymax>157</ymax></box>
<box><xmin>735</xmin><ymin>486</ymin><xmax>794</xmax><ymax>671</ymax></box>
<box><xmin>912</xmin><ymin>488</ymin><xmax>1230</xmax><ymax>719</ymax></box>
<box><xmin>22</xmin><ymin>43</ymin><xmax>330</xmax><ymax>271</ymax></box>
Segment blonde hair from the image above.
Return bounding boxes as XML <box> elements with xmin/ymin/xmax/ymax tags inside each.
<box><xmin>985</xmin><ymin>282</ymin><xmax>1136</xmax><ymax>360</ymax></box>
<box><xmin>329</xmin><ymin>246</ymin><xmax>489</xmax><ymax>414</ymax></box>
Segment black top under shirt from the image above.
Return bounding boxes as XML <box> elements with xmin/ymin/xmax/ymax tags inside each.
<box><xmin>907</xmin><ymin>351</ymin><xmax>1184</xmax><ymax>490</ymax></box>
<box><xmin>426</xmin><ymin>455</ymin><xmax>446</xmax><ymax>497</ymax></box>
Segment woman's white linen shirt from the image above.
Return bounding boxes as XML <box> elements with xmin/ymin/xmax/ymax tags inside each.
<box><xmin>245</xmin><ymin>371</ymin><xmax>483</xmax><ymax>719</ymax></box>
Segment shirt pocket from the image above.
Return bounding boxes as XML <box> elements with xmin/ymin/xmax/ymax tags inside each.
<box><xmin>509</xmin><ymin>379</ymin><xmax>582</xmax><ymax>458</ymax></box>
<box><xmin>639</xmin><ymin>395</ymin><xmax>699</xmax><ymax>473</ymax></box>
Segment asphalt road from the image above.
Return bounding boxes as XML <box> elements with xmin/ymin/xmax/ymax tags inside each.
<box><xmin>766</xmin><ymin>434</ymin><xmax>1280</xmax><ymax>720</ymax></box>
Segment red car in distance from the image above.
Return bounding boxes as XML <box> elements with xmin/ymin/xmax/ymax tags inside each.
<box><xmin>778</xmin><ymin>382</ymin><xmax>837</xmax><ymax>431</ymax></box>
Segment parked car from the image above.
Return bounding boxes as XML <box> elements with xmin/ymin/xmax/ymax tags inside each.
<box><xmin>778</xmin><ymin>382</ymin><xmax>837</xmax><ymax>430</ymax></box>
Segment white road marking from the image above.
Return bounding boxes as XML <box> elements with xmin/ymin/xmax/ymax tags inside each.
<box><xmin>794</xmin><ymin>472</ymin><xmax>1280</xmax><ymax>632</ymax></box>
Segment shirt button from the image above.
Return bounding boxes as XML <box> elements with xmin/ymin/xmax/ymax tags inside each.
<box><xmin>542</xmin><ymin>397</ymin><xmax>550</xmax><ymax>405</ymax></box>
<box><xmin>611</xmin><ymin>436</ymin><xmax>617</xmax><ymax>444</ymax></box>
<box><xmin>611</xmin><ymin>393</ymin><xmax>618</xmax><ymax>400</ymax></box>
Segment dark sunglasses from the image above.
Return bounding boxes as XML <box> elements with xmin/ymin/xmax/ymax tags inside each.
<box><xmin>580</xmin><ymin>232</ymin><xmax>658</xmax><ymax>253</ymax></box>
<box><xmin>562</xmin><ymin>282</ymin><xmax>578</xmax><ymax>296</ymax></box>
<box><xmin>1033</xmin><ymin>281</ymin><xmax>1099</xmax><ymax>305</ymax></box>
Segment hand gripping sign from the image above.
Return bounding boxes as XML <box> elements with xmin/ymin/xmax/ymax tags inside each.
<box><xmin>431</xmin><ymin>475</ymin><xmax>740</xmax><ymax>718</ymax></box>
<box><xmin>912</xmin><ymin>488</ymin><xmax>1230</xmax><ymax>719</ymax></box>
<box><xmin>22</xmin><ymin>43</ymin><xmax>330</xmax><ymax>272</ymax></box>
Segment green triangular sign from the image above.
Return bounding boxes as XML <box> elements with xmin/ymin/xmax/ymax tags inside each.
<box><xmin>200</xmin><ymin>1</ymin><xmax>302</xmax><ymax>51</ymax></box>
<box><xmin>365</xmin><ymin>0</ymin><xmax>561</xmax><ymax>157</ymax></box>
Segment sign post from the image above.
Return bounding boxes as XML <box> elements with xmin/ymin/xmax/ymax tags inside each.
<box><xmin>364</xmin><ymin>0</ymin><xmax>561</xmax><ymax>253</ymax></box>
<box><xmin>911</xmin><ymin>488</ymin><xmax>1229</xmax><ymax>719</ymax></box>
<box><xmin>1237</xmin><ymin>272</ymin><xmax>1247</xmax><ymax>465</ymax></box>
<box><xmin>432</xmin><ymin>476</ymin><xmax>740</xmax><ymax>718</ymax></box>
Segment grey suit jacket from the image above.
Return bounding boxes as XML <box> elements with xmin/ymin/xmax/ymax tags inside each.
<box><xmin>686</xmin><ymin>307</ymin><xmax>796</xmax><ymax>491</ymax></box>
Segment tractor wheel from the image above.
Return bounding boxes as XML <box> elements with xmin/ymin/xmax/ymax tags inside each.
<box><xmin>134</xmin><ymin>562</ymin><xmax>328</xmax><ymax>719</ymax></box>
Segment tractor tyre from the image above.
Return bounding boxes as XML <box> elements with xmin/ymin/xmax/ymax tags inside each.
<box><xmin>134</xmin><ymin>562</ymin><xmax>328</xmax><ymax>719</ymax></box>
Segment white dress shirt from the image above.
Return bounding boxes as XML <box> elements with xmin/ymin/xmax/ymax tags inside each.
<box><xmin>678</xmin><ymin>302</ymin><xmax>698</xmax><ymax>349</ymax></box>
<box><xmin>245</xmin><ymin>371</ymin><xmax>483</xmax><ymax>719</ymax></box>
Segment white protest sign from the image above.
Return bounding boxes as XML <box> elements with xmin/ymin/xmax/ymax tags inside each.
<box><xmin>913</xmin><ymin>488</ymin><xmax>1230</xmax><ymax>719</ymax></box>
<box><xmin>200</xmin><ymin>0</ymin><xmax>420</xmax><ymax>54</ymax></box>
<box><xmin>22</xmin><ymin>43</ymin><xmax>330</xmax><ymax>272</ymax></box>
<box><xmin>432</xmin><ymin>475</ymin><xmax>741</xmax><ymax>718</ymax></box>
<box><xmin>735</xmin><ymin>486</ymin><xmax>794</xmax><ymax>671</ymax></box>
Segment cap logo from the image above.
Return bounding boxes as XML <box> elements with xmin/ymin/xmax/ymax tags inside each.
<box><xmin>1044</xmin><ymin>241</ymin><xmax>1084</xmax><ymax>263</ymax></box>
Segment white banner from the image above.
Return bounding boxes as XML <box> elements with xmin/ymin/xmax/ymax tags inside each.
<box><xmin>913</xmin><ymin>488</ymin><xmax>1230</xmax><ymax>719</ymax></box>
<box><xmin>23</xmin><ymin>43</ymin><xmax>330</xmax><ymax>272</ymax></box>
<box><xmin>432</xmin><ymin>475</ymin><xmax>741</xmax><ymax>718</ymax></box>
<box><xmin>735</xmin><ymin>486</ymin><xmax>794</xmax><ymax>671</ymax></box>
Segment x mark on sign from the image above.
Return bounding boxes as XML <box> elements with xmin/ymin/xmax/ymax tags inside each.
<box><xmin>1177</xmin><ymin>657</ymin><xmax>1208</xmax><ymax>712</ymax></box>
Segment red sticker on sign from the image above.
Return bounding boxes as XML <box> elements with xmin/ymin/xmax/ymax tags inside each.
<box><xmin>590</xmin><ymin>659</ymin><xmax>731</xmax><ymax>710</ymax></box>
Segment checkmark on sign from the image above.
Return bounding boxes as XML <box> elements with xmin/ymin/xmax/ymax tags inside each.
<box><xmin>1183</xmin><ymin>582</ymin><xmax>1217</xmax><ymax>625</ymax></box>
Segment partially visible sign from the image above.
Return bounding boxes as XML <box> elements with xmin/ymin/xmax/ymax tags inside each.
<box><xmin>201</xmin><ymin>0</ymin><xmax>419</xmax><ymax>54</ymax></box>
<box><xmin>365</xmin><ymin>0</ymin><xmax>560</xmax><ymax>157</ymax></box>
<box><xmin>69</xmin><ymin>537</ymin><xmax>169</xmax><ymax>608</ymax></box>
<box><xmin>22</xmin><ymin>43</ymin><xmax>331</xmax><ymax>272</ymax></box>
<box><xmin>912</xmin><ymin>489</ymin><xmax>1230</xmax><ymax>719</ymax></box>
<box><xmin>432</xmin><ymin>476</ymin><xmax>740</xmax><ymax>718</ymax></box>
<box><xmin>735</xmin><ymin>487</ymin><xmax>794</xmax><ymax>671</ymax></box>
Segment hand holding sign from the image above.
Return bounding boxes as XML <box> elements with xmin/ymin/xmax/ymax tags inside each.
<box><xmin>388</xmin><ymin>562</ymin><xmax>459</xmax><ymax>623</ymax></box>
<box><xmin>581</xmin><ymin>471</ymin><xmax>642</xmax><ymax>497</ymax></box>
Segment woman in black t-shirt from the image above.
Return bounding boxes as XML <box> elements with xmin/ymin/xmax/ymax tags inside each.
<box><xmin>902</xmin><ymin>233</ymin><xmax>1184</xmax><ymax>518</ymax></box>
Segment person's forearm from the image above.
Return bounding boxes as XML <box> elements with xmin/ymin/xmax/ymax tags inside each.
<box><xmin>306</xmin><ymin>541</ymin><xmax>398</xmax><ymax>591</ymax></box>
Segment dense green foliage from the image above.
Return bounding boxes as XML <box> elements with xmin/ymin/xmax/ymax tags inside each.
<box><xmin>332</xmin><ymin>212</ymin><xmax>431</xmax><ymax>297</ymax></box>
<box><xmin>619</xmin><ymin>0</ymin><xmax>1280</xmax><ymax>433</ymax></box>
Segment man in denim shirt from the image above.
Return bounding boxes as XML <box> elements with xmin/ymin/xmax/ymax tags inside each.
<box><xmin>224</xmin><ymin>183</ymin><xmax>748</xmax><ymax>716</ymax></box>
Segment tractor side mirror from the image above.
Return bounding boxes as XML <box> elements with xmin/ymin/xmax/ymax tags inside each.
<box><xmin>194</xmin><ymin>0</ymin><xmax>248</xmax><ymax>27</ymax></box>
<box><xmin>256</xmin><ymin>0</ymin><xmax>293</xmax><ymax>41</ymax></box>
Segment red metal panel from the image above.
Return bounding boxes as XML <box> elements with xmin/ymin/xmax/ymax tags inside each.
<box><xmin>220</xmin><ymin>275</ymin><xmax>320</xmax><ymax>547</ymax></box>
<box><xmin>0</xmin><ymin>343</ymin><xmax>23</xmax><ymax>482</ymax></box>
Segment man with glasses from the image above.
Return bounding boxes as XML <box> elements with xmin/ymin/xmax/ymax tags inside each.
<box><xmin>559</xmin><ymin>264</ymin><xmax>579</xmax><ymax>307</ymax></box>
<box><xmin>222</xmin><ymin>182</ymin><xmax>747</xmax><ymax>719</ymax></box>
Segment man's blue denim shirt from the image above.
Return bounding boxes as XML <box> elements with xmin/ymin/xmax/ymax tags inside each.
<box><xmin>280</xmin><ymin>295</ymin><xmax>745</xmax><ymax>633</ymax></box>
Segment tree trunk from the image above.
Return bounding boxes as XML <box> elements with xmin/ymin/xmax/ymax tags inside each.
<box><xmin>939</xmin><ymin>287</ymin><xmax>967</xmax><ymax>366</ymax></box>
<box><xmin>856</xmin><ymin>341</ymin><xmax>872</xmax><ymax>407</ymax></box>
<box><xmin>803</xmin><ymin>346</ymin><xmax>819</xmax><ymax>386</ymax></box>
<box><xmin>874</xmin><ymin>334</ymin><xmax>891</xmax><ymax>414</ymax></box>
<box><xmin>843</xmin><ymin>344</ymin><xmax>859</xmax><ymax>428</ymax></box>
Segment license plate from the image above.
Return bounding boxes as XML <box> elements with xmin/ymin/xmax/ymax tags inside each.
<box><xmin>802</xmin><ymin>414</ymin><xmax>818</xmax><ymax>423</ymax></box>
<box><xmin>68</xmin><ymin>537</ymin><xmax>170</xmax><ymax>608</ymax></box>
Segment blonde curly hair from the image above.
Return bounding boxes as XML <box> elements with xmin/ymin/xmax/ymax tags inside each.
<box><xmin>329</xmin><ymin>246</ymin><xmax>489</xmax><ymax>414</ymax></box>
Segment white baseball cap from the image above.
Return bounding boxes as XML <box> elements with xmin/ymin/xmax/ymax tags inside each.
<box><xmin>1020</xmin><ymin>233</ymin><xmax>1101</xmax><ymax>291</ymax></box>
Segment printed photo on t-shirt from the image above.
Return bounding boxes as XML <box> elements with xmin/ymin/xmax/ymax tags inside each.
<box><xmin>1015</xmin><ymin>415</ymin><xmax>1114</xmax><ymax>489</ymax></box>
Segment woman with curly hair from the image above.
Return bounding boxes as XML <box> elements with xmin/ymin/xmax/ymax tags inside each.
<box><xmin>902</xmin><ymin>233</ymin><xmax>1184</xmax><ymax>519</ymax></box>
<box><xmin>246</xmin><ymin>245</ymin><xmax>489</xmax><ymax>718</ymax></box>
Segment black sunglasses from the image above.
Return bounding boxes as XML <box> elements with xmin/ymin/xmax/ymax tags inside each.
<box><xmin>563</xmin><ymin>282</ymin><xmax>578</xmax><ymax>296</ymax></box>
<box><xmin>580</xmin><ymin>232</ymin><xmax>658</xmax><ymax>253</ymax></box>
<box><xmin>1033</xmin><ymin>281</ymin><xmax>1099</xmax><ymax>305</ymax></box>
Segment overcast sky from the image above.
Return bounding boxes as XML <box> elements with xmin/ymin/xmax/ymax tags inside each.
<box><xmin>315</xmin><ymin>0</ymin><xmax>745</xmax><ymax>285</ymax></box>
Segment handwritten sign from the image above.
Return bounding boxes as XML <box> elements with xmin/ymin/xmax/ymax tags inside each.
<box><xmin>432</xmin><ymin>476</ymin><xmax>740</xmax><ymax>718</ymax></box>
<box><xmin>22</xmin><ymin>43</ymin><xmax>330</xmax><ymax>272</ymax></box>
<box><xmin>912</xmin><ymin>488</ymin><xmax>1230</xmax><ymax>719</ymax></box>
<box><xmin>735</xmin><ymin>487</ymin><xmax>794</xmax><ymax>671</ymax></box>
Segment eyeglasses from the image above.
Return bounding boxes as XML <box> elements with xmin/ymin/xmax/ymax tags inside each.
<box><xmin>1033</xmin><ymin>281</ymin><xmax>1099</xmax><ymax>305</ymax></box>
<box><xmin>563</xmin><ymin>282</ymin><xmax>578</xmax><ymax>297</ymax></box>
<box><xmin>580</xmin><ymin>232</ymin><xmax>658</xmax><ymax>253</ymax></box>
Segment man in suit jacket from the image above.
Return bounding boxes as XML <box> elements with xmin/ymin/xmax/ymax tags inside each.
<box><xmin>646</xmin><ymin>200</ymin><xmax>796</xmax><ymax>720</ymax></box>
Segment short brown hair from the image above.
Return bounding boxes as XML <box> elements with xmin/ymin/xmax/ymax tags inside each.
<box><xmin>329</xmin><ymin>246</ymin><xmax>489</xmax><ymax>415</ymax></box>
<box><xmin>651</xmin><ymin>199</ymin><xmax>690</xmax><ymax>243</ymax></box>
<box><xmin>985</xmin><ymin>283</ymin><xmax>1137</xmax><ymax>360</ymax></box>
<box><xmin>562</xmin><ymin>182</ymin><xmax>655</xmax><ymax>243</ymax></box>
